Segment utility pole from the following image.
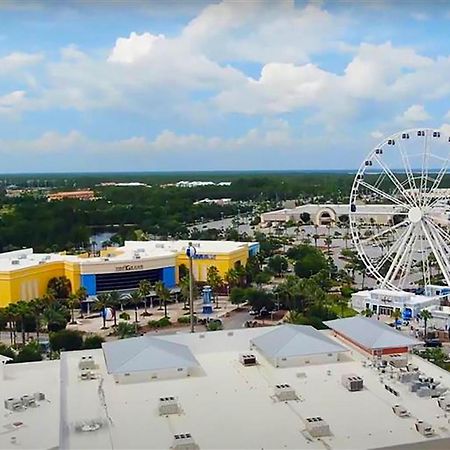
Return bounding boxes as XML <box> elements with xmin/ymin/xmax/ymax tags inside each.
<box><xmin>186</xmin><ymin>242</ymin><xmax>197</xmax><ymax>333</ymax></box>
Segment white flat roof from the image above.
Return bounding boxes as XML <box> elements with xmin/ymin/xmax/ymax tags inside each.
<box><xmin>4</xmin><ymin>327</ymin><xmax>450</xmax><ymax>450</ymax></box>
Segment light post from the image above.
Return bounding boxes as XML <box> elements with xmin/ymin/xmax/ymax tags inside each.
<box><xmin>186</xmin><ymin>242</ymin><xmax>197</xmax><ymax>333</ymax></box>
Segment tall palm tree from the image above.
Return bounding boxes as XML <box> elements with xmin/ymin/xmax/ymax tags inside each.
<box><xmin>419</xmin><ymin>309</ymin><xmax>433</xmax><ymax>338</ymax></box>
<box><xmin>75</xmin><ymin>287</ymin><xmax>88</xmax><ymax>318</ymax></box>
<box><xmin>138</xmin><ymin>279</ymin><xmax>152</xmax><ymax>315</ymax></box>
<box><xmin>179</xmin><ymin>276</ymin><xmax>191</xmax><ymax>309</ymax></box>
<box><xmin>391</xmin><ymin>309</ymin><xmax>402</xmax><ymax>329</ymax></box>
<box><xmin>108</xmin><ymin>291</ymin><xmax>121</xmax><ymax>327</ymax></box>
<box><xmin>67</xmin><ymin>293</ymin><xmax>80</xmax><ymax>324</ymax></box>
<box><xmin>29</xmin><ymin>298</ymin><xmax>45</xmax><ymax>342</ymax></box>
<box><xmin>207</xmin><ymin>266</ymin><xmax>223</xmax><ymax>308</ymax></box>
<box><xmin>155</xmin><ymin>281</ymin><xmax>171</xmax><ymax>318</ymax></box>
<box><xmin>13</xmin><ymin>301</ymin><xmax>30</xmax><ymax>346</ymax></box>
<box><xmin>4</xmin><ymin>304</ymin><xmax>17</xmax><ymax>346</ymax></box>
<box><xmin>126</xmin><ymin>290</ymin><xmax>142</xmax><ymax>326</ymax></box>
<box><xmin>95</xmin><ymin>293</ymin><xmax>111</xmax><ymax>329</ymax></box>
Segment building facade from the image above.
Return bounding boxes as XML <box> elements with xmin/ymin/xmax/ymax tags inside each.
<box><xmin>0</xmin><ymin>240</ymin><xmax>259</xmax><ymax>307</ymax></box>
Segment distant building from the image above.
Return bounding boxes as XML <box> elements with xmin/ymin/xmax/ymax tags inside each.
<box><xmin>260</xmin><ymin>203</ymin><xmax>402</xmax><ymax>226</ymax></box>
<box><xmin>47</xmin><ymin>190</ymin><xmax>95</xmax><ymax>201</ymax></box>
<box><xmin>98</xmin><ymin>182</ymin><xmax>151</xmax><ymax>187</ymax></box>
<box><xmin>193</xmin><ymin>198</ymin><xmax>232</xmax><ymax>206</ymax></box>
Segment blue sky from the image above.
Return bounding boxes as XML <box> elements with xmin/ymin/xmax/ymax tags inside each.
<box><xmin>1</xmin><ymin>0</ymin><xmax>450</xmax><ymax>172</ymax></box>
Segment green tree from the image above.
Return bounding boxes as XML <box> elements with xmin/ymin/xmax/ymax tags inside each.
<box><xmin>362</xmin><ymin>308</ymin><xmax>373</xmax><ymax>318</ymax></box>
<box><xmin>67</xmin><ymin>293</ymin><xmax>80</xmax><ymax>325</ymax></box>
<box><xmin>391</xmin><ymin>309</ymin><xmax>402</xmax><ymax>328</ymax></box>
<box><xmin>108</xmin><ymin>291</ymin><xmax>121</xmax><ymax>327</ymax></box>
<box><xmin>126</xmin><ymin>290</ymin><xmax>142</xmax><ymax>332</ymax></box>
<box><xmin>49</xmin><ymin>329</ymin><xmax>83</xmax><ymax>352</ymax></box>
<box><xmin>116</xmin><ymin>321</ymin><xmax>136</xmax><ymax>339</ymax></box>
<box><xmin>268</xmin><ymin>255</ymin><xmax>288</xmax><ymax>276</ymax></box>
<box><xmin>138</xmin><ymin>279</ymin><xmax>152</xmax><ymax>315</ymax></box>
<box><xmin>229</xmin><ymin>287</ymin><xmax>247</xmax><ymax>308</ymax></box>
<box><xmin>206</xmin><ymin>266</ymin><xmax>223</xmax><ymax>308</ymax></box>
<box><xmin>11</xmin><ymin>301</ymin><xmax>31</xmax><ymax>346</ymax></box>
<box><xmin>95</xmin><ymin>292</ymin><xmax>111</xmax><ymax>329</ymax></box>
<box><xmin>47</xmin><ymin>276</ymin><xmax>72</xmax><ymax>299</ymax></box>
<box><xmin>419</xmin><ymin>309</ymin><xmax>433</xmax><ymax>338</ymax></box>
<box><xmin>155</xmin><ymin>281</ymin><xmax>172</xmax><ymax>319</ymax></box>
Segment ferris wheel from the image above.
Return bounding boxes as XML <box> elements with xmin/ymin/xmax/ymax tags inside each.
<box><xmin>349</xmin><ymin>128</ymin><xmax>450</xmax><ymax>291</ymax></box>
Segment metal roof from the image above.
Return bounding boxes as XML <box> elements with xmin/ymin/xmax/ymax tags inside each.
<box><xmin>324</xmin><ymin>317</ymin><xmax>421</xmax><ymax>350</ymax></box>
<box><xmin>250</xmin><ymin>324</ymin><xmax>348</xmax><ymax>359</ymax></box>
<box><xmin>102</xmin><ymin>335</ymin><xmax>200</xmax><ymax>374</ymax></box>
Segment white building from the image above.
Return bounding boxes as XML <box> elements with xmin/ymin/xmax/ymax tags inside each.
<box><xmin>351</xmin><ymin>289</ymin><xmax>441</xmax><ymax>319</ymax></box>
<box><xmin>3</xmin><ymin>325</ymin><xmax>450</xmax><ymax>450</ymax></box>
<box><xmin>428</xmin><ymin>306</ymin><xmax>450</xmax><ymax>332</ymax></box>
<box><xmin>260</xmin><ymin>203</ymin><xmax>402</xmax><ymax>227</ymax></box>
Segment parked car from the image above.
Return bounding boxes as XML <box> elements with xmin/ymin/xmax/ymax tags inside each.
<box><xmin>424</xmin><ymin>339</ymin><xmax>442</xmax><ymax>348</ymax></box>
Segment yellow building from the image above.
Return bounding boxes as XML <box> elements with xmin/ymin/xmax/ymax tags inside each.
<box><xmin>0</xmin><ymin>241</ymin><xmax>259</xmax><ymax>307</ymax></box>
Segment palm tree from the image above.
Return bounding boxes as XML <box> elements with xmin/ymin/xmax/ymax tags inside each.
<box><xmin>419</xmin><ymin>309</ymin><xmax>432</xmax><ymax>338</ymax></box>
<box><xmin>138</xmin><ymin>279</ymin><xmax>152</xmax><ymax>316</ymax></box>
<box><xmin>206</xmin><ymin>266</ymin><xmax>223</xmax><ymax>308</ymax></box>
<box><xmin>5</xmin><ymin>304</ymin><xmax>18</xmax><ymax>346</ymax></box>
<box><xmin>324</xmin><ymin>236</ymin><xmax>332</xmax><ymax>254</ymax></box>
<box><xmin>362</xmin><ymin>308</ymin><xmax>373</xmax><ymax>318</ymax></box>
<box><xmin>179</xmin><ymin>276</ymin><xmax>191</xmax><ymax>309</ymax></box>
<box><xmin>126</xmin><ymin>290</ymin><xmax>142</xmax><ymax>327</ymax></box>
<box><xmin>155</xmin><ymin>281</ymin><xmax>171</xmax><ymax>318</ymax></box>
<box><xmin>391</xmin><ymin>309</ymin><xmax>402</xmax><ymax>329</ymax></box>
<box><xmin>337</xmin><ymin>297</ymin><xmax>348</xmax><ymax>318</ymax></box>
<box><xmin>29</xmin><ymin>298</ymin><xmax>45</xmax><ymax>342</ymax></box>
<box><xmin>67</xmin><ymin>294</ymin><xmax>80</xmax><ymax>324</ymax></box>
<box><xmin>75</xmin><ymin>287</ymin><xmax>88</xmax><ymax>318</ymax></box>
<box><xmin>108</xmin><ymin>291</ymin><xmax>121</xmax><ymax>327</ymax></box>
<box><xmin>95</xmin><ymin>293</ymin><xmax>111</xmax><ymax>329</ymax></box>
<box><xmin>13</xmin><ymin>301</ymin><xmax>31</xmax><ymax>346</ymax></box>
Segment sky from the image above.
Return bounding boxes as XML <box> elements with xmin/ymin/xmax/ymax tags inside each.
<box><xmin>1</xmin><ymin>0</ymin><xmax>450</xmax><ymax>173</ymax></box>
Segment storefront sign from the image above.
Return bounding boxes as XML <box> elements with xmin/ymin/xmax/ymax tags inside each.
<box><xmin>115</xmin><ymin>264</ymin><xmax>144</xmax><ymax>272</ymax></box>
<box><xmin>192</xmin><ymin>254</ymin><xmax>216</xmax><ymax>260</ymax></box>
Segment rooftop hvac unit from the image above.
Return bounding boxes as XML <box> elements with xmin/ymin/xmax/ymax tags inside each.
<box><xmin>4</xmin><ymin>398</ymin><xmax>22</xmax><ymax>411</ymax></box>
<box><xmin>305</xmin><ymin>417</ymin><xmax>331</xmax><ymax>437</ymax></box>
<box><xmin>239</xmin><ymin>354</ymin><xmax>257</xmax><ymax>366</ymax></box>
<box><xmin>79</xmin><ymin>356</ymin><xmax>96</xmax><ymax>370</ymax></box>
<box><xmin>34</xmin><ymin>392</ymin><xmax>45</xmax><ymax>401</ymax></box>
<box><xmin>133</xmin><ymin>253</ymin><xmax>141</xmax><ymax>259</ymax></box>
<box><xmin>21</xmin><ymin>394</ymin><xmax>36</xmax><ymax>407</ymax></box>
<box><xmin>274</xmin><ymin>384</ymin><xmax>297</xmax><ymax>401</ymax></box>
<box><xmin>172</xmin><ymin>433</ymin><xmax>197</xmax><ymax>450</ymax></box>
<box><xmin>341</xmin><ymin>374</ymin><xmax>364</xmax><ymax>392</ymax></box>
<box><xmin>437</xmin><ymin>396</ymin><xmax>450</xmax><ymax>411</ymax></box>
<box><xmin>415</xmin><ymin>420</ymin><xmax>434</xmax><ymax>436</ymax></box>
<box><xmin>392</xmin><ymin>404</ymin><xmax>409</xmax><ymax>417</ymax></box>
<box><xmin>80</xmin><ymin>369</ymin><xmax>95</xmax><ymax>380</ymax></box>
<box><xmin>388</xmin><ymin>355</ymin><xmax>408</xmax><ymax>368</ymax></box>
<box><xmin>11</xmin><ymin>260</ymin><xmax>20</xmax><ymax>265</ymax></box>
<box><xmin>159</xmin><ymin>397</ymin><xmax>180</xmax><ymax>415</ymax></box>
<box><xmin>18</xmin><ymin>254</ymin><xmax>27</xmax><ymax>260</ymax></box>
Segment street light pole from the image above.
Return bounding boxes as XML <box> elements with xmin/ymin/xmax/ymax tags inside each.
<box><xmin>186</xmin><ymin>242</ymin><xmax>197</xmax><ymax>333</ymax></box>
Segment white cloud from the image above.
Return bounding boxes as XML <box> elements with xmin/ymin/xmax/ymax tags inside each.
<box><xmin>370</xmin><ymin>130</ymin><xmax>383</xmax><ymax>139</ymax></box>
<box><xmin>0</xmin><ymin>52</ymin><xmax>43</xmax><ymax>74</ymax></box>
<box><xmin>0</xmin><ymin>90</ymin><xmax>27</xmax><ymax>115</ymax></box>
<box><xmin>108</xmin><ymin>32</ymin><xmax>165</xmax><ymax>64</ymax></box>
<box><xmin>397</xmin><ymin>104</ymin><xmax>431</xmax><ymax>123</ymax></box>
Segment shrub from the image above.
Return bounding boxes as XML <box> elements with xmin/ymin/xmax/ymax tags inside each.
<box><xmin>83</xmin><ymin>335</ymin><xmax>105</xmax><ymax>349</ymax></box>
<box><xmin>148</xmin><ymin>317</ymin><xmax>172</xmax><ymax>328</ymax></box>
<box><xmin>0</xmin><ymin>343</ymin><xmax>15</xmax><ymax>360</ymax></box>
<box><xmin>15</xmin><ymin>342</ymin><xmax>42</xmax><ymax>363</ymax></box>
<box><xmin>116</xmin><ymin>321</ymin><xmax>136</xmax><ymax>339</ymax></box>
<box><xmin>177</xmin><ymin>316</ymin><xmax>190</xmax><ymax>324</ymax></box>
<box><xmin>119</xmin><ymin>312</ymin><xmax>130</xmax><ymax>321</ymax></box>
<box><xmin>207</xmin><ymin>321</ymin><xmax>223</xmax><ymax>332</ymax></box>
<box><xmin>49</xmin><ymin>329</ymin><xmax>83</xmax><ymax>352</ymax></box>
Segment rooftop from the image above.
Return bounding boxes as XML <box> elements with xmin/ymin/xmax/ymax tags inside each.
<box><xmin>325</xmin><ymin>317</ymin><xmax>422</xmax><ymax>350</ymax></box>
<box><xmin>3</xmin><ymin>326</ymin><xmax>450</xmax><ymax>450</ymax></box>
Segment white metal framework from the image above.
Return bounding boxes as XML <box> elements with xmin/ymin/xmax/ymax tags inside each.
<box><xmin>349</xmin><ymin>128</ymin><xmax>450</xmax><ymax>290</ymax></box>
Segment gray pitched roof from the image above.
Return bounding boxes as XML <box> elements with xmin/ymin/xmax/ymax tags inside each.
<box><xmin>324</xmin><ymin>317</ymin><xmax>421</xmax><ymax>350</ymax></box>
<box><xmin>0</xmin><ymin>355</ymin><xmax>12</xmax><ymax>364</ymax></box>
<box><xmin>102</xmin><ymin>335</ymin><xmax>200</xmax><ymax>375</ymax></box>
<box><xmin>250</xmin><ymin>324</ymin><xmax>348</xmax><ymax>359</ymax></box>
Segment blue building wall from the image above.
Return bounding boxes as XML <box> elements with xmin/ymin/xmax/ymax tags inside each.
<box><xmin>249</xmin><ymin>243</ymin><xmax>260</xmax><ymax>257</ymax></box>
<box><xmin>81</xmin><ymin>274</ymin><xmax>97</xmax><ymax>296</ymax></box>
<box><xmin>162</xmin><ymin>266</ymin><xmax>176</xmax><ymax>288</ymax></box>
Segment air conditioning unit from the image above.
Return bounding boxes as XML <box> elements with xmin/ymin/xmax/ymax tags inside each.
<box><xmin>437</xmin><ymin>396</ymin><xmax>450</xmax><ymax>412</ymax></box>
<box><xmin>11</xmin><ymin>260</ymin><xmax>20</xmax><ymax>265</ymax></box>
<box><xmin>4</xmin><ymin>398</ymin><xmax>22</xmax><ymax>411</ymax></box>
<box><xmin>305</xmin><ymin>417</ymin><xmax>331</xmax><ymax>437</ymax></box>
<box><xmin>79</xmin><ymin>356</ymin><xmax>96</xmax><ymax>370</ymax></box>
<box><xmin>392</xmin><ymin>404</ymin><xmax>409</xmax><ymax>417</ymax></box>
<box><xmin>415</xmin><ymin>420</ymin><xmax>434</xmax><ymax>436</ymax></box>
<box><xmin>159</xmin><ymin>397</ymin><xmax>180</xmax><ymax>415</ymax></box>
<box><xmin>172</xmin><ymin>433</ymin><xmax>197</xmax><ymax>450</ymax></box>
<box><xmin>80</xmin><ymin>369</ymin><xmax>95</xmax><ymax>380</ymax></box>
<box><xmin>21</xmin><ymin>394</ymin><xmax>36</xmax><ymax>407</ymax></box>
<box><xmin>239</xmin><ymin>354</ymin><xmax>257</xmax><ymax>366</ymax></box>
<box><xmin>342</xmin><ymin>374</ymin><xmax>363</xmax><ymax>391</ymax></box>
<box><xmin>274</xmin><ymin>384</ymin><xmax>297</xmax><ymax>401</ymax></box>
<box><xmin>34</xmin><ymin>392</ymin><xmax>45</xmax><ymax>401</ymax></box>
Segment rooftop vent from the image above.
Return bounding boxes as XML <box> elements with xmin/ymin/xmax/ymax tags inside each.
<box><xmin>172</xmin><ymin>433</ymin><xmax>197</xmax><ymax>450</ymax></box>
<box><xmin>4</xmin><ymin>398</ymin><xmax>22</xmax><ymax>411</ymax></box>
<box><xmin>74</xmin><ymin>419</ymin><xmax>104</xmax><ymax>433</ymax></box>
<box><xmin>437</xmin><ymin>396</ymin><xmax>450</xmax><ymax>412</ymax></box>
<box><xmin>20</xmin><ymin>395</ymin><xmax>36</xmax><ymax>407</ymax></box>
<box><xmin>11</xmin><ymin>260</ymin><xmax>20</xmax><ymax>265</ymax></box>
<box><xmin>159</xmin><ymin>397</ymin><xmax>180</xmax><ymax>416</ymax></box>
<box><xmin>80</xmin><ymin>369</ymin><xmax>96</xmax><ymax>381</ymax></box>
<box><xmin>274</xmin><ymin>384</ymin><xmax>297</xmax><ymax>401</ymax></box>
<box><xmin>239</xmin><ymin>354</ymin><xmax>257</xmax><ymax>367</ymax></box>
<box><xmin>342</xmin><ymin>374</ymin><xmax>363</xmax><ymax>392</ymax></box>
<box><xmin>78</xmin><ymin>355</ymin><xmax>96</xmax><ymax>370</ymax></box>
<box><xmin>392</xmin><ymin>404</ymin><xmax>409</xmax><ymax>417</ymax></box>
<box><xmin>415</xmin><ymin>420</ymin><xmax>434</xmax><ymax>436</ymax></box>
<box><xmin>305</xmin><ymin>417</ymin><xmax>331</xmax><ymax>437</ymax></box>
